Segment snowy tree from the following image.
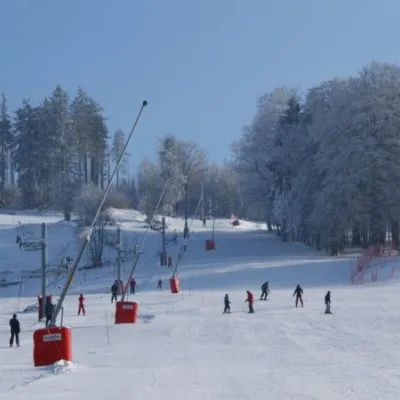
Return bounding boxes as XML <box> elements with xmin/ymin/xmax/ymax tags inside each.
<box><xmin>232</xmin><ymin>87</ymin><xmax>299</xmax><ymax>229</ymax></box>
<box><xmin>74</xmin><ymin>183</ymin><xmax>113</xmax><ymax>266</ymax></box>
<box><xmin>70</xmin><ymin>88</ymin><xmax>108</xmax><ymax>188</ymax></box>
<box><xmin>137</xmin><ymin>158</ymin><xmax>163</xmax><ymax>223</ymax></box>
<box><xmin>157</xmin><ymin>134</ymin><xmax>207</xmax><ymax>217</ymax></box>
<box><xmin>0</xmin><ymin>94</ymin><xmax>13</xmax><ymax>203</ymax></box>
<box><xmin>13</xmin><ymin>100</ymin><xmax>42</xmax><ymax>208</ymax></box>
<box><xmin>111</xmin><ymin>129</ymin><xmax>129</xmax><ymax>190</ymax></box>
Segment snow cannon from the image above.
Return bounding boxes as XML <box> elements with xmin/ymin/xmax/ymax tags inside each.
<box><xmin>205</xmin><ymin>239</ymin><xmax>215</xmax><ymax>251</ymax></box>
<box><xmin>33</xmin><ymin>326</ymin><xmax>72</xmax><ymax>367</ymax></box>
<box><xmin>115</xmin><ymin>301</ymin><xmax>138</xmax><ymax>324</ymax></box>
<box><xmin>169</xmin><ymin>275</ymin><xmax>180</xmax><ymax>294</ymax></box>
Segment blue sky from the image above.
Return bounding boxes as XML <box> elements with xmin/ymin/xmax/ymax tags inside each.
<box><xmin>0</xmin><ymin>0</ymin><xmax>399</xmax><ymax>174</ymax></box>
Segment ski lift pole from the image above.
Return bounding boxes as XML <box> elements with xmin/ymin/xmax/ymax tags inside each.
<box><xmin>212</xmin><ymin>216</ymin><xmax>216</xmax><ymax>241</ymax></box>
<box><xmin>121</xmin><ymin>179</ymin><xmax>169</xmax><ymax>302</ymax></box>
<box><xmin>172</xmin><ymin>196</ymin><xmax>202</xmax><ymax>277</ymax></box>
<box><xmin>49</xmin><ymin>100</ymin><xmax>148</xmax><ymax>327</ymax></box>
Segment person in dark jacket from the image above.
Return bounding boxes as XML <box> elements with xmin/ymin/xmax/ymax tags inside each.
<box><xmin>223</xmin><ymin>294</ymin><xmax>231</xmax><ymax>313</ymax></box>
<box><xmin>111</xmin><ymin>283</ymin><xmax>118</xmax><ymax>303</ymax></box>
<box><xmin>260</xmin><ymin>281</ymin><xmax>270</xmax><ymax>300</ymax></box>
<box><xmin>157</xmin><ymin>278</ymin><xmax>162</xmax><ymax>290</ymax></box>
<box><xmin>324</xmin><ymin>291</ymin><xmax>331</xmax><ymax>314</ymax></box>
<box><xmin>129</xmin><ymin>278</ymin><xmax>136</xmax><ymax>294</ymax></box>
<box><xmin>45</xmin><ymin>299</ymin><xmax>55</xmax><ymax>327</ymax></box>
<box><xmin>9</xmin><ymin>314</ymin><xmax>20</xmax><ymax>347</ymax></box>
<box><xmin>293</xmin><ymin>284</ymin><xmax>304</xmax><ymax>308</ymax></box>
<box><xmin>245</xmin><ymin>290</ymin><xmax>254</xmax><ymax>313</ymax></box>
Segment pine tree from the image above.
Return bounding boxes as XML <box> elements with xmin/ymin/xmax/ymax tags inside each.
<box><xmin>13</xmin><ymin>100</ymin><xmax>41</xmax><ymax>208</ymax></box>
<box><xmin>0</xmin><ymin>94</ymin><xmax>12</xmax><ymax>203</ymax></box>
<box><xmin>111</xmin><ymin>129</ymin><xmax>129</xmax><ymax>190</ymax></box>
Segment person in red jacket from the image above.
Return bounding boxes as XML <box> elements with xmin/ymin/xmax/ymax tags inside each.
<box><xmin>78</xmin><ymin>294</ymin><xmax>85</xmax><ymax>316</ymax></box>
<box><xmin>245</xmin><ymin>290</ymin><xmax>254</xmax><ymax>313</ymax></box>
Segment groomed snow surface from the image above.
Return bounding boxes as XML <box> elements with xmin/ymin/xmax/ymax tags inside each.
<box><xmin>0</xmin><ymin>210</ymin><xmax>400</xmax><ymax>399</ymax></box>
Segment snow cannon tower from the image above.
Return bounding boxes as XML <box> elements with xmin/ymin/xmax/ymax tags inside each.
<box><xmin>33</xmin><ymin>100</ymin><xmax>148</xmax><ymax>367</ymax></box>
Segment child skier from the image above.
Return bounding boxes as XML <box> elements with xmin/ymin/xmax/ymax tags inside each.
<box><xmin>223</xmin><ymin>294</ymin><xmax>231</xmax><ymax>313</ymax></box>
<box><xmin>324</xmin><ymin>290</ymin><xmax>332</xmax><ymax>314</ymax></box>
<box><xmin>111</xmin><ymin>282</ymin><xmax>118</xmax><ymax>303</ymax></box>
<box><xmin>293</xmin><ymin>284</ymin><xmax>304</xmax><ymax>308</ymax></box>
<box><xmin>260</xmin><ymin>281</ymin><xmax>270</xmax><ymax>300</ymax></box>
<box><xmin>45</xmin><ymin>298</ymin><xmax>55</xmax><ymax>327</ymax></box>
<box><xmin>245</xmin><ymin>290</ymin><xmax>254</xmax><ymax>313</ymax></box>
<box><xmin>78</xmin><ymin>294</ymin><xmax>85</xmax><ymax>316</ymax></box>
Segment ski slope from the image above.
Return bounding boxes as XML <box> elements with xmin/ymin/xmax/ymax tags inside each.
<box><xmin>0</xmin><ymin>209</ymin><xmax>400</xmax><ymax>399</ymax></box>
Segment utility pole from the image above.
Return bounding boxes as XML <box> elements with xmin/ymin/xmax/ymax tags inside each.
<box><xmin>161</xmin><ymin>216</ymin><xmax>167</xmax><ymax>265</ymax></box>
<box><xmin>116</xmin><ymin>227</ymin><xmax>122</xmax><ymax>292</ymax></box>
<box><xmin>183</xmin><ymin>180</ymin><xmax>189</xmax><ymax>238</ymax></box>
<box><xmin>41</xmin><ymin>223</ymin><xmax>47</xmax><ymax>319</ymax></box>
<box><xmin>200</xmin><ymin>182</ymin><xmax>205</xmax><ymax>222</ymax></box>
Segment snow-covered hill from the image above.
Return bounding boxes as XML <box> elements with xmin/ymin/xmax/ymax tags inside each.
<box><xmin>0</xmin><ymin>209</ymin><xmax>399</xmax><ymax>399</ymax></box>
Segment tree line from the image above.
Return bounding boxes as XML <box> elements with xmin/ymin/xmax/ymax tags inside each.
<box><xmin>0</xmin><ymin>85</ymin><xmax>246</xmax><ymax>225</ymax></box>
<box><xmin>232</xmin><ymin>61</ymin><xmax>400</xmax><ymax>255</ymax></box>
<box><xmin>0</xmin><ymin>85</ymin><xmax>137</xmax><ymax>220</ymax></box>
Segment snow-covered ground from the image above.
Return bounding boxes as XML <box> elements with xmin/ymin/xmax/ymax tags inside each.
<box><xmin>0</xmin><ymin>209</ymin><xmax>399</xmax><ymax>399</ymax></box>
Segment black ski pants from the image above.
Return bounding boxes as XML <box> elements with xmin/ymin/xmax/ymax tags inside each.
<box><xmin>260</xmin><ymin>290</ymin><xmax>268</xmax><ymax>300</ymax></box>
<box><xmin>10</xmin><ymin>331</ymin><xmax>19</xmax><ymax>346</ymax></box>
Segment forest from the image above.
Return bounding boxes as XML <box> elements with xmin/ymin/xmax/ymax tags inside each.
<box><xmin>1</xmin><ymin>61</ymin><xmax>399</xmax><ymax>255</ymax></box>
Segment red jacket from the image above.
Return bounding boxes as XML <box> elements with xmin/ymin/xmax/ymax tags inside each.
<box><xmin>246</xmin><ymin>292</ymin><xmax>254</xmax><ymax>303</ymax></box>
<box><xmin>79</xmin><ymin>295</ymin><xmax>84</xmax><ymax>305</ymax></box>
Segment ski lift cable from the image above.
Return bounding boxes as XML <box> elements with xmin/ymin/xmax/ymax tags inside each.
<box><xmin>121</xmin><ymin>179</ymin><xmax>169</xmax><ymax>302</ymax></box>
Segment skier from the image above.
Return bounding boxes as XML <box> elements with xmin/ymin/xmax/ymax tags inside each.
<box><xmin>45</xmin><ymin>298</ymin><xmax>55</xmax><ymax>327</ymax></box>
<box><xmin>111</xmin><ymin>282</ymin><xmax>118</xmax><ymax>303</ymax></box>
<box><xmin>157</xmin><ymin>278</ymin><xmax>162</xmax><ymax>290</ymax></box>
<box><xmin>129</xmin><ymin>277</ymin><xmax>136</xmax><ymax>295</ymax></box>
<box><xmin>78</xmin><ymin>294</ymin><xmax>85</xmax><ymax>316</ymax></box>
<box><xmin>168</xmin><ymin>256</ymin><xmax>173</xmax><ymax>268</ymax></box>
<box><xmin>245</xmin><ymin>290</ymin><xmax>254</xmax><ymax>313</ymax></box>
<box><xmin>324</xmin><ymin>290</ymin><xmax>332</xmax><ymax>314</ymax></box>
<box><xmin>9</xmin><ymin>314</ymin><xmax>20</xmax><ymax>347</ymax></box>
<box><xmin>260</xmin><ymin>281</ymin><xmax>270</xmax><ymax>300</ymax></box>
<box><xmin>293</xmin><ymin>284</ymin><xmax>304</xmax><ymax>308</ymax></box>
<box><xmin>223</xmin><ymin>294</ymin><xmax>231</xmax><ymax>313</ymax></box>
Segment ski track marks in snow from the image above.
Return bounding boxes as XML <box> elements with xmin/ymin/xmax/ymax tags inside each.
<box><xmin>0</xmin><ymin>210</ymin><xmax>400</xmax><ymax>399</ymax></box>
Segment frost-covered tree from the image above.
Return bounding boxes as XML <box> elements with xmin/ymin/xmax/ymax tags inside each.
<box><xmin>74</xmin><ymin>183</ymin><xmax>113</xmax><ymax>266</ymax></box>
<box><xmin>233</xmin><ymin>61</ymin><xmax>400</xmax><ymax>254</ymax></box>
<box><xmin>111</xmin><ymin>129</ymin><xmax>129</xmax><ymax>190</ymax></box>
<box><xmin>232</xmin><ymin>87</ymin><xmax>298</xmax><ymax>229</ymax></box>
<box><xmin>157</xmin><ymin>134</ymin><xmax>207</xmax><ymax>218</ymax></box>
<box><xmin>13</xmin><ymin>100</ymin><xmax>42</xmax><ymax>208</ymax></box>
<box><xmin>137</xmin><ymin>158</ymin><xmax>163</xmax><ymax>222</ymax></box>
<box><xmin>70</xmin><ymin>88</ymin><xmax>108</xmax><ymax>188</ymax></box>
<box><xmin>0</xmin><ymin>94</ymin><xmax>13</xmax><ymax>203</ymax></box>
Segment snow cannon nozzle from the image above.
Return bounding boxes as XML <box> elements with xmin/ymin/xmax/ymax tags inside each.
<box><xmin>142</xmin><ymin>100</ymin><xmax>148</xmax><ymax>107</ymax></box>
